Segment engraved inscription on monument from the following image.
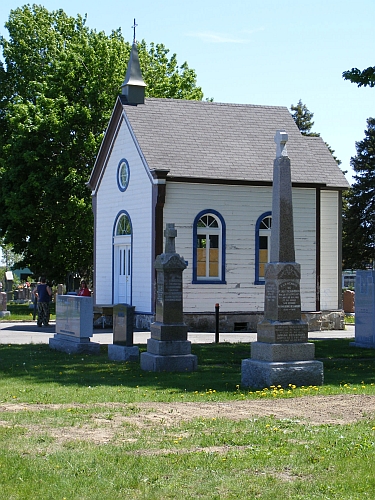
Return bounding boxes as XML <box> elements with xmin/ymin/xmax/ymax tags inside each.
<box><xmin>265</xmin><ymin>282</ymin><xmax>277</xmax><ymax>308</ymax></box>
<box><xmin>278</xmin><ymin>281</ymin><xmax>300</xmax><ymax>309</ymax></box>
<box><xmin>164</xmin><ymin>274</ymin><xmax>182</xmax><ymax>302</ymax></box>
<box><xmin>274</xmin><ymin>324</ymin><xmax>307</xmax><ymax>343</ymax></box>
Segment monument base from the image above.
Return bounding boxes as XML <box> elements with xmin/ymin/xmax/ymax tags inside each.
<box><xmin>349</xmin><ymin>341</ymin><xmax>375</xmax><ymax>350</ymax></box>
<box><xmin>140</xmin><ymin>351</ymin><xmax>197</xmax><ymax>372</ymax></box>
<box><xmin>49</xmin><ymin>334</ymin><xmax>100</xmax><ymax>355</ymax></box>
<box><xmin>241</xmin><ymin>358</ymin><xmax>324</xmax><ymax>389</ymax></box>
<box><xmin>150</xmin><ymin>321</ymin><xmax>188</xmax><ymax>341</ymax></box>
<box><xmin>108</xmin><ymin>344</ymin><xmax>139</xmax><ymax>362</ymax></box>
<box><xmin>251</xmin><ymin>341</ymin><xmax>315</xmax><ymax>362</ymax></box>
<box><xmin>257</xmin><ymin>319</ymin><xmax>308</xmax><ymax>344</ymax></box>
<box><xmin>141</xmin><ymin>338</ymin><xmax>197</xmax><ymax>372</ymax></box>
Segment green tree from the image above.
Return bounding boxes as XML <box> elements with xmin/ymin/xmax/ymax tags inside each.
<box><xmin>0</xmin><ymin>5</ymin><xmax>203</xmax><ymax>282</ymax></box>
<box><xmin>342</xmin><ymin>118</ymin><xmax>375</xmax><ymax>269</ymax></box>
<box><xmin>290</xmin><ymin>99</ymin><xmax>341</xmax><ymax>166</ymax></box>
<box><xmin>290</xmin><ymin>99</ymin><xmax>320</xmax><ymax>136</ymax></box>
<box><xmin>343</xmin><ymin>66</ymin><xmax>375</xmax><ymax>88</ymax></box>
<box><xmin>0</xmin><ymin>238</ymin><xmax>22</xmax><ymax>270</ymax></box>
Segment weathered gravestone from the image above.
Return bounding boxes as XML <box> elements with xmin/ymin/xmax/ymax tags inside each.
<box><xmin>350</xmin><ymin>270</ymin><xmax>375</xmax><ymax>349</ymax></box>
<box><xmin>241</xmin><ymin>130</ymin><xmax>323</xmax><ymax>388</ymax></box>
<box><xmin>140</xmin><ymin>223</ymin><xmax>197</xmax><ymax>372</ymax></box>
<box><xmin>4</xmin><ymin>271</ymin><xmax>13</xmax><ymax>303</ymax></box>
<box><xmin>49</xmin><ymin>295</ymin><xmax>100</xmax><ymax>354</ymax></box>
<box><xmin>0</xmin><ymin>292</ymin><xmax>10</xmax><ymax>317</ymax></box>
<box><xmin>108</xmin><ymin>303</ymin><xmax>139</xmax><ymax>362</ymax></box>
<box><xmin>343</xmin><ymin>289</ymin><xmax>355</xmax><ymax>314</ymax></box>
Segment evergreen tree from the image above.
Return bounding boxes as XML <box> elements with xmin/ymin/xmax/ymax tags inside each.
<box><xmin>290</xmin><ymin>99</ymin><xmax>320</xmax><ymax>136</ymax></box>
<box><xmin>342</xmin><ymin>118</ymin><xmax>375</xmax><ymax>269</ymax></box>
<box><xmin>290</xmin><ymin>99</ymin><xmax>341</xmax><ymax>166</ymax></box>
<box><xmin>0</xmin><ymin>5</ymin><xmax>203</xmax><ymax>282</ymax></box>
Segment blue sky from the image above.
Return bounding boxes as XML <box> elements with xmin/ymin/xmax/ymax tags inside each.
<box><xmin>0</xmin><ymin>0</ymin><xmax>374</xmax><ymax>185</ymax></box>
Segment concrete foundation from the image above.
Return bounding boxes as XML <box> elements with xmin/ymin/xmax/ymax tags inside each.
<box><xmin>108</xmin><ymin>344</ymin><xmax>139</xmax><ymax>362</ymax></box>
<box><xmin>241</xmin><ymin>358</ymin><xmax>324</xmax><ymax>389</ymax></box>
<box><xmin>250</xmin><ymin>341</ymin><xmax>315</xmax><ymax>362</ymax></box>
<box><xmin>140</xmin><ymin>351</ymin><xmax>197</xmax><ymax>372</ymax></box>
<box><xmin>49</xmin><ymin>335</ymin><xmax>100</xmax><ymax>355</ymax></box>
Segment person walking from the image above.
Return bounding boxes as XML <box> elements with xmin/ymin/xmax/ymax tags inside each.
<box><xmin>36</xmin><ymin>277</ymin><xmax>52</xmax><ymax>327</ymax></box>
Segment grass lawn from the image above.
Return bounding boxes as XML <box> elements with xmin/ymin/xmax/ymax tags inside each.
<box><xmin>0</xmin><ymin>337</ymin><xmax>374</xmax><ymax>498</ymax></box>
<box><xmin>0</xmin><ymin>302</ymin><xmax>56</xmax><ymax>322</ymax></box>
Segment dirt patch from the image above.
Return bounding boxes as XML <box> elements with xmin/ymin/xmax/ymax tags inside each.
<box><xmin>126</xmin><ymin>394</ymin><xmax>375</xmax><ymax>426</ymax></box>
<box><xmin>1</xmin><ymin>394</ymin><xmax>375</xmax><ymax>450</ymax></box>
<box><xmin>1</xmin><ymin>394</ymin><xmax>375</xmax><ymax>427</ymax></box>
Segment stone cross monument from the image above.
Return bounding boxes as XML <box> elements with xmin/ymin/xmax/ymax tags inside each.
<box><xmin>140</xmin><ymin>223</ymin><xmax>198</xmax><ymax>372</ymax></box>
<box><xmin>241</xmin><ymin>130</ymin><xmax>323</xmax><ymax>388</ymax></box>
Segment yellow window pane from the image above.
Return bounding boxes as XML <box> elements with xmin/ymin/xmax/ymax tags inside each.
<box><xmin>259</xmin><ymin>262</ymin><xmax>265</xmax><ymax>278</ymax></box>
<box><xmin>259</xmin><ymin>249</ymin><xmax>268</xmax><ymax>264</ymax></box>
<box><xmin>197</xmin><ymin>248</ymin><xmax>206</xmax><ymax>277</ymax></box>
<box><xmin>209</xmin><ymin>249</ymin><xmax>219</xmax><ymax>277</ymax></box>
<box><xmin>259</xmin><ymin>249</ymin><xmax>268</xmax><ymax>278</ymax></box>
<box><xmin>209</xmin><ymin>262</ymin><xmax>219</xmax><ymax>277</ymax></box>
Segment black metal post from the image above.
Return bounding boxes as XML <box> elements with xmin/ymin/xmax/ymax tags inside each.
<box><xmin>215</xmin><ymin>303</ymin><xmax>220</xmax><ymax>343</ymax></box>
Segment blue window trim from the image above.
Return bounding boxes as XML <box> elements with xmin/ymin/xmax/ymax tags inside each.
<box><xmin>112</xmin><ymin>210</ymin><xmax>133</xmax><ymax>304</ymax></box>
<box><xmin>254</xmin><ymin>211</ymin><xmax>272</xmax><ymax>285</ymax></box>
<box><xmin>192</xmin><ymin>209</ymin><xmax>226</xmax><ymax>284</ymax></box>
<box><xmin>117</xmin><ymin>158</ymin><xmax>130</xmax><ymax>192</ymax></box>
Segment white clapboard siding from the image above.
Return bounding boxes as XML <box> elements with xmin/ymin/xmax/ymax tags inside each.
<box><xmin>164</xmin><ymin>183</ymin><xmax>317</xmax><ymax>313</ymax></box>
<box><xmin>95</xmin><ymin>117</ymin><xmax>153</xmax><ymax>311</ymax></box>
<box><xmin>320</xmin><ymin>190</ymin><xmax>339</xmax><ymax>310</ymax></box>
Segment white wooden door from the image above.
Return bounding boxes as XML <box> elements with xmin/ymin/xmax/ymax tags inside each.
<box><xmin>115</xmin><ymin>244</ymin><xmax>131</xmax><ymax>303</ymax></box>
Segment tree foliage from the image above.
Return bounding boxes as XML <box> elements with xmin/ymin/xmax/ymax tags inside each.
<box><xmin>290</xmin><ymin>99</ymin><xmax>341</xmax><ymax>166</ymax></box>
<box><xmin>342</xmin><ymin>118</ymin><xmax>375</xmax><ymax>269</ymax></box>
<box><xmin>343</xmin><ymin>66</ymin><xmax>375</xmax><ymax>88</ymax></box>
<box><xmin>0</xmin><ymin>5</ymin><xmax>203</xmax><ymax>282</ymax></box>
<box><xmin>0</xmin><ymin>238</ymin><xmax>22</xmax><ymax>270</ymax></box>
<box><xmin>290</xmin><ymin>99</ymin><xmax>320</xmax><ymax>137</ymax></box>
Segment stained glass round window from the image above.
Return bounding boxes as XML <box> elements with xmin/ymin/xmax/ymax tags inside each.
<box><xmin>117</xmin><ymin>159</ymin><xmax>130</xmax><ymax>191</ymax></box>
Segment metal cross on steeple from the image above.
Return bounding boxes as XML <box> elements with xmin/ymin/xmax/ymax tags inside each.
<box><xmin>131</xmin><ymin>19</ymin><xmax>138</xmax><ymax>43</ymax></box>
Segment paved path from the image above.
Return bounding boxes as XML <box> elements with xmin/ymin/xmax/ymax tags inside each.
<box><xmin>0</xmin><ymin>321</ymin><xmax>355</xmax><ymax>345</ymax></box>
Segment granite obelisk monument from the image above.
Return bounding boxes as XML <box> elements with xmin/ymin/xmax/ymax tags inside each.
<box><xmin>241</xmin><ymin>130</ymin><xmax>323</xmax><ymax>388</ymax></box>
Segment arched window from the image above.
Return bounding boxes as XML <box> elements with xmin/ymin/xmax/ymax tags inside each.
<box><xmin>116</xmin><ymin>213</ymin><xmax>132</xmax><ymax>236</ymax></box>
<box><xmin>255</xmin><ymin>212</ymin><xmax>272</xmax><ymax>284</ymax></box>
<box><xmin>193</xmin><ymin>210</ymin><xmax>226</xmax><ymax>283</ymax></box>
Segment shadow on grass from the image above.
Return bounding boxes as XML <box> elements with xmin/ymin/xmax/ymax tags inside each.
<box><xmin>0</xmin><ymin>339</ymin><xmax>374</xmax><ymax>392</ymax></box>
<box><xmin>0</xmin><ymin>342</ymin><xmax>249</xmax><ymax>393</ymax></box>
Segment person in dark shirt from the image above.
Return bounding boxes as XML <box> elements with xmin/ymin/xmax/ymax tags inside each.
<box><xmin>36</xmin><ymin>277</ymin><xmax>52</xmax><ymax>327</ymax></box>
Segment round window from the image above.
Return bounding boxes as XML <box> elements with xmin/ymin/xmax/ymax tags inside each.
<box><xmin>117</xmin><ymin>159</ymin><xmax>130</xmax><ymax>191</ymax></box>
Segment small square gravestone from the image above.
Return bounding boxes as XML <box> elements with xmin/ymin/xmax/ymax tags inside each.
<box><xmin>49</xmin><ymin>295</ymin><xmax>100</xmax><ymax>354</ymax></box>
<box><xmin>108</xmin><ymin>304</ymin><xmax>139</xmax><ymax>362</ymax></box>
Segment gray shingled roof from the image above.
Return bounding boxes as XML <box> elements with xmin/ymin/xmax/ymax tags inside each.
<box><xmin>120</xmin><ymin>97</ymin><xmax>348</xmax><ymax>188</ymax></box>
